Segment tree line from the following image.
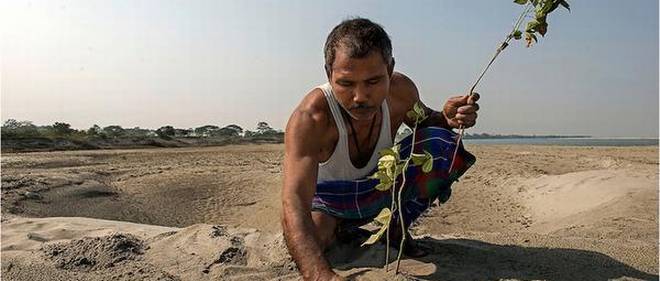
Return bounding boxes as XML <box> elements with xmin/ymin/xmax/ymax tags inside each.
<box><xmin>0</xmin><ymin>119</ymin><xmax>282</xmax><ymax>140</ymax></box>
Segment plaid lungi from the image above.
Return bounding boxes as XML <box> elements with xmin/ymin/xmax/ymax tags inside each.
<box><xmin>312</xmin><ymin>127</ymin><xmax>476</xmax><ymax>227</ymax></box>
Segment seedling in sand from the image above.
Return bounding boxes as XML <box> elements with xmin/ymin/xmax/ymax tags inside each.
<box><xmin>364</xmin><ymin>0</ymin><xmax>570</xmax><ymax>276</ymax></box>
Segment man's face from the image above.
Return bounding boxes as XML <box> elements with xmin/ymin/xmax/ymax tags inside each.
<box><xmin>328</xmin><ymin>47</ymin><xmax>392</xmax><ymax>121</ymax></box>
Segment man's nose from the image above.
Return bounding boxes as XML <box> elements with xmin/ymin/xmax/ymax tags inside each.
<box><xmin>353</xmin><ymin>85</ymin><xmax>370</xmax><ymax>104</ymax></box>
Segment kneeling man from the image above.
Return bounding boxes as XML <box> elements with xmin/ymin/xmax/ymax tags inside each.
<box><xmin>281</xmin><ymin>18</ymin><xmax>479</xmax><ymax>281</ymax></box>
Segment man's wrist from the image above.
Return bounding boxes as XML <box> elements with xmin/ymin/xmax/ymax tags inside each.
<box><xmin>421</xmin><ymin>110</ymin><xmax>452</xmax><ymax>130</ymax></box>
<box><xmin>438</xmin><ymin>111</ymin><xmax>452</xmax><ymax>129</ymax></box>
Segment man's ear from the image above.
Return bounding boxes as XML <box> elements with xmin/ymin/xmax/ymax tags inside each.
<box><xmin>388</xmin><ymin>57</ymin><xmax>395</xmax><ymax>76</ymax></box>
<box><xmin>324</xmin><ymin>64</ymin><xmax>332</xmax><ymax>80</ymax></box>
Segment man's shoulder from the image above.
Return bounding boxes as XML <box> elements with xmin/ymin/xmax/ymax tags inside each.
<box><xmin>286</xmin><ymin>88</ymin><xmax>333</xmax><ymax>135</ymax></box>
<box><xmin>390</xmin><ymin>72</ymin><xmax>418</xmax><ymax>101</ymax></box>
<box><xmin>388</xmin><ymin>72</ymin><xmax>419</xmax><ymax>112</ymax></box>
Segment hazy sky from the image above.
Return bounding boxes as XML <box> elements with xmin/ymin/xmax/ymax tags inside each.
<box><xmin>1</xmin><ymin>0</ymin><xmax>658</xmax><ymax>137</ymax></box>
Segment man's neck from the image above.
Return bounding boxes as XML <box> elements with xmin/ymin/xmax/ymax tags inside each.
<box><xmin>341</xmin><ymin>108</ymin><xmax>380</xmax><ymax>133</ymax></box>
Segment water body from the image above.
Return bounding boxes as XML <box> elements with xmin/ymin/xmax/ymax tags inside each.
<box><xmin>463</xmin><ymin>138</ymin><xmax>659</xmax><ymax>147</ymax></box>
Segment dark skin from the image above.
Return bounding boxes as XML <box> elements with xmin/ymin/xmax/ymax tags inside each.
<box><xmin>282</xmin><ymin>46</ymin><xmax>480</xmax><ymax>281</ymax></box>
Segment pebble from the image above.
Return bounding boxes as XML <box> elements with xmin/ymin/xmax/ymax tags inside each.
<box><xmin>23</xmin><ymin>191</ymin><xmax>43</xmax><ymax>200</ymax></box>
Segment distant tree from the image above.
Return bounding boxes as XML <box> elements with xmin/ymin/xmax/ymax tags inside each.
<box><xmin>174</xmin><ymin>128</ymin><xmax>192</xmax><ymax>137</ymax></box>
<box><xmin>214</xmin><ymin>127</ymin><xmax>239</xmax><ymax>137</ymax></box>
<box><xmin>1</xmin><ymin>119</ymin><xmax>39</xmax><ymax>138</ymax></box>
<box><xmin>156</xmin><ymin>125</ymin><xmax>176</xmax><ymax>138</ymax></box>
<box><xmin>194</xmin><ymin>125</ymin><xmax>219</xmax><ymax>137</ymax></box>
<box><xmin>103</xmin><ymin>125</ymin><xmax>125</xmax><ymax>138</ymax></box>
<box><xmin>51</xmin><ymin>122</ymin><xmax>74</xmax><ymax>136</ymax></box>
<box><xmin>224</xmin><ymin>124</ymin><xmax>243</xmax><ymax>135</ymax></box>
<box><xmin>256</xmin><ymin>122</ymin><xmax>275</xmax><ymax>135</ymax></box>
<box><xmin>244</xmin><ymin>130</ymin><xmax>256</xmax><ymax>138</ymax></box>
<box><xmin>87</xmin><ymin>124</ymin><xmax>102</xmax><ymax>136</ymax></box>
<box><xmin>124</xmin><ymin>127</ymin><xmax>153</xmax><ymax>138</ymax></box>
<box><xmin>2</xmin><ymin>119</ymin><xmax>20</xmax><ymax>130</ymax></box>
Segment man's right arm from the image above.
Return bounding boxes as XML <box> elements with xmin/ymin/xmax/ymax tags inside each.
<box><xmin>281</xmin><ymin>108</ymin><xmax>340</xmax><ymax>281</ymax></box>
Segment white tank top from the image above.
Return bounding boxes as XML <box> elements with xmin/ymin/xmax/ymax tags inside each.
<box><xmin>316</xmin><ymin>83</ymin><xmax>393</xmax><ymax>182</ymax></box>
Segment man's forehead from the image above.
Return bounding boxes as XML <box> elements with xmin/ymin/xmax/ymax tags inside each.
<box><xmin>331</xmin><ymin>49</ymin><xmax>388</xmax><ymax>78</ymax></box>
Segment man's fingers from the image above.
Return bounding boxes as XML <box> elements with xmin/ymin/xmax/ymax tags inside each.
<box><xmin>455</xmin><ymin>112</ymin><xmax>477</xmax><ymax>122</ymax></box>
<box><xmin>457</xmin><ymin>104</ymin><xmax>479</xmax><ymax>114</ymax></box>
<box><xmin>448</xmin><ymin>92</ymin><xmax>479</xmax><ymax>106</ymax></box>
<box><xmin>468</xmin><ymin>92</ymin><xmax>480</xmax><ymax>104</ymax></box>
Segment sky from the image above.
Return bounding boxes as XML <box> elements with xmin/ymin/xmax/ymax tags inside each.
<box><xmin>1</xmin><ymin>0</ymin><xmax>658</xmax><ymax>137</ymax></box>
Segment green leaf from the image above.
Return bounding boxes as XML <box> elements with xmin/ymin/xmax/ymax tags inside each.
<box><xmin>540</xmin><ymin>0</ymin><xmax>551</xmax><ymax>12</ymax></box>
<box><xmin>378</xmin><ymin>146</ymin><xmax>400</xmax><ymax>161</ymax></box>
<box><xmin>392</xmin><ymin>144</ymin><xmax>400</xmax><ymax>155</ymax></box>
<box><xmin>375</xmin><ymin>181</ymin><xmax>392</xmax><ymax>191</ymax></box>
<box><xmin>361</xmin><ymin>222</ymin><xmax>388</xmax><ymax>246</ymax></box>
<box><xmin>410</xmin><ymin>153</ymin><xmax>427</xmax><ymax>166</ymax></box>
<box><xmin>513</xmin><ymin>30</ymin><xmax>522</xmax><ymax>40</ymax></box>
<box><xmin>373</xmin><ymin>208</ymin><xmax>392</xmax><ymax>225</ymax></box>
<box><xmin>362</xmin><ymin>208</ymin><xmax>391</xmax><ymax>246</ymax></box>
<box><xmin>406</xmin><ymin>110</ymin><xmax>418</xmax><ymax>121</ymax></box>
<box><xmin>541</xmin><ymin>0</ymin><xmax>560</xmax><ymax>14</ymax></box>
<box><xmin>526</xmin><ymin>20</ymin><xmax>540</xmax><ymax>33</ymax></box>
<box><xmin>371</xmin><ymin>170</ymin><xmax>392</xmax><ymax>191</ymax></box>
<box><xmin>378</xmin><ymin>154</ymin><xmax>396</xmax><ymax>168</ymax></box>
<box><xmin>395</xmin><ymin>164</ymin><xmax>405</xmax><ymax>178</ymax></box>
<box><xmin>559</xmin><ymin>0</ymin><xmax>570</xmax><ymax>11</ymax></box>
<box><xmin>370</xmin><ymin>170</ymin><xmax>387</xmax><ymax>181</ymax></box>
<box><xmin>413</xmin><ymin>102</ymin><xmax>426</xmax><ymax>120</ymax></box>
<box><xmin>513</xmin><ymin>0</ymin><xmax>528</xmax><ymax>4</ymax></box>
<box><xmin>422</xmin><ymin>150</ymin><xmax>434</xmax><ymax>173</ymax></box>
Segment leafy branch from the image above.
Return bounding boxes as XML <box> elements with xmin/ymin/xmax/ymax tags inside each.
<box><xmin>449</xmin><ymin>0</ymin><xmax>570</xmax><ymax>174</ymax></box>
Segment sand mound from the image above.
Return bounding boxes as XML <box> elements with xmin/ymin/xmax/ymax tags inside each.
<box><xmin>144</xmin><ymin>224</ymin><xmax>297</xmax><ymax>280</ymax></box>
<box><xmin>1</xmin><ymin>217</ymin><xmax>299</xmax><ymax>281</ymax></box>
<box><xmin>517</xmin><ymin>168</ymin><xmax>658</xmax><ymax>240</ymax></box>
<box><xmin>42</xmin><ymin>233</ymin><xmax>144</xmax><ymax>271</ymax></box>
<box><xmin>522</xmin><ymin>168</ymin><xmax>651</xmax><ymax>222</ymax></box>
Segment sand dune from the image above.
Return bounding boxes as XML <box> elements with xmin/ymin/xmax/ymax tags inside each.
<box><xmin>1</xmin><ymin>144</ymin><xmax>658</xmax><ymax>280</ymax></box>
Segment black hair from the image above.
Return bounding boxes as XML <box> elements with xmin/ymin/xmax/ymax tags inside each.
<box><xmin>323</xmin><ymin>17</ymin><xmax>393</xmax><ymax>71</ymax></box>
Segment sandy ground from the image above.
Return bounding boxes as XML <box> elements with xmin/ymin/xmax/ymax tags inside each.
<box><xmin>1</xmin><ymin>144</ymin><xmax>658</xmax><ymax>280</ymax></box>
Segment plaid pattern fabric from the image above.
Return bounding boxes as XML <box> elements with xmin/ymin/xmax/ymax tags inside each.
<box><xmin>312</xmin><ymin>127</ymin><xmax>476</xmax><ymax>226</ymax></box>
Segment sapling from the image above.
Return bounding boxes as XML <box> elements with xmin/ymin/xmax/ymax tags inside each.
<box><xmin>363</xmin><ymin>0</ymin><xmax>570</xmax><ymax>276</ymax></box>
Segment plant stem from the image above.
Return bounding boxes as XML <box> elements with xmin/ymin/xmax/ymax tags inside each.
<box><xmin>395</xmin><ymin>120</ymin><xmax>420</xmax><ymax>273</ymax></box>
<box><xmin>385</xmin><ymin>175</ymin><xmax>396</xmax><ymax>271</ymax></box>
<box><xmin>448</xmin><ymin>3</ymin><xmax>533</xmax><ymax>174</ymax></box>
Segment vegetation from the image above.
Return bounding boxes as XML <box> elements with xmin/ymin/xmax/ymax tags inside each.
<box><xmin>1</xmin><ymin>119</ymin><xmax>283</xmax><ymax>152</ymax></box>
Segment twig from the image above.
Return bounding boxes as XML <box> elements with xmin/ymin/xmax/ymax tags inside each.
<box><xmin>448</xmin><ymin>3</ymin><xmax>533</xmax><ymax>174</ymax></box>
<box><xmin>395</xmin><ymin>117</ymin><xmax>420</xmax><ymax>273</ymax></box>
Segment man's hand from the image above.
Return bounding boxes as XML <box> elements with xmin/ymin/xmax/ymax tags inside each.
<box><xmin>442</xmin><ymin>93</ymin><xmax>480</xmax><ymax>129</ymax></box>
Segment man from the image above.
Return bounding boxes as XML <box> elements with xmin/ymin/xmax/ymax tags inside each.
<box><xmin>281</xmin><ymin>18</ymin><xmax>480</xmax><ymax>280</ymax></box>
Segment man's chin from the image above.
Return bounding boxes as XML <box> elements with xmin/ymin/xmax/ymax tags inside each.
<box><xmin>350</xmin><ymin>110</ymin><xmax>377</xmax><ymax>121</ymax></box>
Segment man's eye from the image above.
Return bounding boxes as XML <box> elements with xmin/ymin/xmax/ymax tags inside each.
<box><xmin>338</xmin><ymin>81</ymin><xmax>353</xmax><ymax>87</ymax></box>
<box><xmin>367</xmin><ymin>79</ymin><xmax>380</xmax><ymax>85</ymax></box>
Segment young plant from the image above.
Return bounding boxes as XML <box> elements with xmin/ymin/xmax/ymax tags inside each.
<box><xmin>362</xmin><ymin>102</ymin><xmax>433</xmax><ymax>273</ymax></box>
<box><xmin>363</xmin><ymin>0</ymin><xmax>570</xmax><ymax>276</ymax></box>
